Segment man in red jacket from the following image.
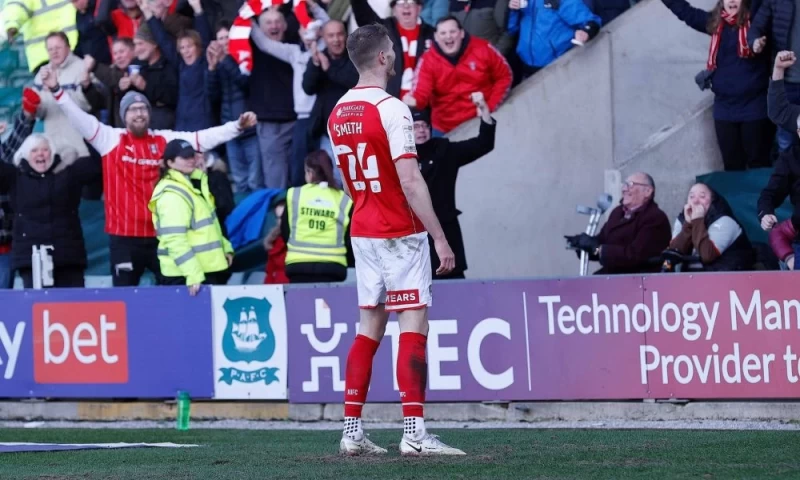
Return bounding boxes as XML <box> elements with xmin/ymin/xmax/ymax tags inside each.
<box><xmin>403</xmin><ymin>15</ymin><xmax>511</xmax><ymax>136</ymax></box>
<box><xmin>40</xmin><ymin>65</ymin><xmax>257</xmax><ymax>287</ymax></box>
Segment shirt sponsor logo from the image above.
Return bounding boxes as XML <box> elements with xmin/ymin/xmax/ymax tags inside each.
<box><xmin>386</xmin><ymin>289</ymin><xmax>420</xmax><ymax>306</ymax></box>
<box><xmin>33</xmin><ymin>302</ymin><xmax>129</xmax><ymax>384</ymax></box>
<box><xmin>121</xmin><ymin>155</ymin><xmax>161</xmax><ymax>166</ymax></box>
<box><xmin>336</xmin><ymin>105</ymin><xmax>365</xmax><ymax>119</ymax></box>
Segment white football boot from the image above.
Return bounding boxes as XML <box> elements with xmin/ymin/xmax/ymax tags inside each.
<box><xmin>339</xmin><ymin>433</ymin><xmax>388</xmax><ymax>456</ymax></box>
<box><xmin>399</xmin><ymin>433</ymin><xmax>466</xmax><ymax>456</ymax></box>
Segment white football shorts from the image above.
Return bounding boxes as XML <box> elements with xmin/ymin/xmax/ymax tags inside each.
<box><xmin>351</xmin><ymin>232</ymin><xmax>433</xmax><ymax>312</ymax></box>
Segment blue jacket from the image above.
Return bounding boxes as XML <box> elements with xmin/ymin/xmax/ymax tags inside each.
<box><xmin>225</xmin><ymin>189</ymin><xmax>284</xmax><ymax>250</ymax></box>
<box><xmin>206</xmin><ymin>55</ymin><xmax>256</xmax><ymax>138</ymax></box>
<box><xmin>148</xmin><ymin>14</ymin><xmax>214</xmax><ymax>132</ymax></box>
<box><xmin>508</xmin><ymin>0</ymin><xmax>601</xmax><ymax>68</ymax></box>
<box><xmin>662</xmin><ymin>0</ymin><xmax>769</xmax><ymax>122</ymax></box>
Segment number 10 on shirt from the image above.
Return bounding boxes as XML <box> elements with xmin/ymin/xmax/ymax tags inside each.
<box><xmin>335</xmin><ymin>143</ymin><xmax>382</xmax><ymax>193</ymax></box>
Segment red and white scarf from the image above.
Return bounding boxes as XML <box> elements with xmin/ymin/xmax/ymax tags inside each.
<box><xmin>229</xmin><ymin>0</ymin><xmax>312</xmax><ymax>74</ymax></box>
<box><xmin>707</xmin><ymin>10</ymin><xmax>753</xmax><ymax>71</ymax></box>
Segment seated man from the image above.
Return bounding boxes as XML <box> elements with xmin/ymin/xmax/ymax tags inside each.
<box><xmin>565</xmin><ymin>172</ymin><xmax>672</xmax><ymax>274</ymax></box>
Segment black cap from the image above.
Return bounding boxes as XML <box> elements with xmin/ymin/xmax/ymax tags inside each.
<box><xmin>163</xmin><ymin>139</ymin><xmax>196</xmax><ymax>162</ymax></box>
<box><xmin>410</xmin><ymin>107</ymin><xmax>430</xmax><ymax>125</ymax></box>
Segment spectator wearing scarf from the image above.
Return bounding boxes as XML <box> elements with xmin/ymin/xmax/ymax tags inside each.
<box><xmin>661</xmin><ymin>0</ymin><xmax>773</xmax><ymax>171</ymax></box>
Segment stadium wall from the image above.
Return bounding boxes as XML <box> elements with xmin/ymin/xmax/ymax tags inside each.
<box><xmin>448</xmin><ymin>0</ymin><xmax>719</xmax><ymax>279</ymax></box>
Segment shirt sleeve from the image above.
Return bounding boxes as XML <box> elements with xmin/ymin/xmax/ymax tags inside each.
<box><xmin>706</xmin><ymin>216</ymin><xmax>742</xmax><ymax>254</ymax></box>
<box><xmin>377</xmin><ymin>97</ymin><xmax>417</xmax><ymax>162</ymax></box>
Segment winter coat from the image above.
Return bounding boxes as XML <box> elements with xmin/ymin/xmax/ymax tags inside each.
<box><xmin>594</xmin><ymin>200</ymin><xmax>672</xmax><ymax>274</ymax></box>
<box><xmin>148</xmin><ymin>15</ymin><xmax>214</xmax><ymax>131</ymax></box>
<box><xmin>206</xmin><ymin>55</ymin><xmax>256</xmax><ymax>138</ymax></box>
<box><xmin>507</xmin><ymin>0</ymin><xmax>601</xmax><ymax>68</ymax></box>
<box><xmin>661</xmin><ymin>0</ymin><xmax>769</xmax><ymax>122</ymax></box>
<box><xmin>451</xmin><ymin>0</ymin><xmax>515</xmax><ymax>56</ymax></box>
<box><xmin>671</xmin><ymin>190</ymin><xmax>754</xmax><ymax>271</ymax></box>
<box><xmin>33</xmin><ymin>53</ymin><xmax>98</xmax><ymax>157</ymax></box>
<box><xmin>0</xmin><ymin>155</ymin><xmax>101</xmax><ymax>270</ymax></box>
<box><xmin>757</xmin><ymin>142</ymin><xmax>800</xmax><ymax>232</ymax></box>
<box><xmin>416</xmin><ymin>117</ymin><xmax>496</xmax><ymax>275</ymax></box>
<box><xmin>133</xmin><ymin>55</ymin><xmax>179</xmax><ymax>130</ymax></box>
<box><xmin>748</xmin><ymin>0</ymin><xmax>792</xmax><ymax>52</ymax></box>
<box><xmin>302</xmin><ymin>50</ymin><xmax>359</xmax><ymax>140</ymax></box>
<box><xmin>411</xmin><ymin>34</ymin><xmax>512</xmax><ymax>133</ymax></box>
<box><xmin>248</xmin><ymin>41</ymin><xmax>297</xmax><ymax>123</ymax></box>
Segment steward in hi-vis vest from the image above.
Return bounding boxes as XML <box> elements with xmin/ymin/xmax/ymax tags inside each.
<box><xmin>281</xmin><ymin>151</ymin><xmax>354</xmax><ymax>283</ymax></box>
<box><xmin>149</xmin><ymin>139</ymin><xmax>233</xmax><ymax>294</ymax></box>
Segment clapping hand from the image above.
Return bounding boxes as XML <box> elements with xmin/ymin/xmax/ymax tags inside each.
<box><xmin>40</xmin><ymin>65</ymin><xmax>58</xmax><ymax>90</ymax></box>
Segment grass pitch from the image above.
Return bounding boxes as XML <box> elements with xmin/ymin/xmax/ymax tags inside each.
<box><xmin>0</xmin><ymin>427</ymin><xmax>798</xmax><ymax>479</ymax></box>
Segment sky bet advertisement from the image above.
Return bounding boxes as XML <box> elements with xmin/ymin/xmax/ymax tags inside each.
<box><xmin>0</xmin><ymin>288</ymin><xmax>214</xmax><ymax>398</ymax></box>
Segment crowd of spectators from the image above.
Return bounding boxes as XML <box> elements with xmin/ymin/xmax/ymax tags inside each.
<box><xmin>8</xmin><ymin>0</ymin><xmax>800</xmax><ymax>287</ymax></box>
<box><xmin>0</xmin><ymin>0</ymin><xmax>619</xmax><ymax>288</ymax></box>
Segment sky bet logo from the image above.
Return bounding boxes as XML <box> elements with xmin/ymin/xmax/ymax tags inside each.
<box><xmin>33</xmin><ymin>302</ymin><xmax>129</xmax><ymax>384</ymax></box>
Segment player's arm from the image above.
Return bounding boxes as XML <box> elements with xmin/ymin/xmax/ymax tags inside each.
<box><xmin>384</xmin><ymin>98</ymin><xmax>455</xmax><ymax>274</ymax></box>
<box><xmin>396</xmin><ymin>159</ymin><xmax>444</xmax><ymax>240</ymax></box>
<box><xmin>396</xmin><ymin>159</ymin><xmax>455</xmax><ymax>274</ymax></box>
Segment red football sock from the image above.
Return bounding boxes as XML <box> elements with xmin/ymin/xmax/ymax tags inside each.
<box><xmin>343</xmin><ymin>334</ymin><xmax>380</xmax><ymax>418</ymax></box>
<box><xmin>397</xmin><ymin>332</ymin><xmax>427</xmax><ymax>417</ymax></box>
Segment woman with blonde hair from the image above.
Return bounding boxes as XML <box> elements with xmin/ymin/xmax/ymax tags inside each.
<box><xmin>0</xmin><ymin>133</ymin><xmax>100</xmax><ymax>287</ymax></box>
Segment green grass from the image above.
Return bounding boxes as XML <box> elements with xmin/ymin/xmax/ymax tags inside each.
<box><xmin>0</xmin><ymin>428</ymin><xmax>798</xmax><ymax>479</ymax></box>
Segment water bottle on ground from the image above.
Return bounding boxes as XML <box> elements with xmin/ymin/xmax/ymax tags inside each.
<box><xmin>176</xmin><ymin>391</ymin><xmax>191</xmax><ymax>431</ymax></box>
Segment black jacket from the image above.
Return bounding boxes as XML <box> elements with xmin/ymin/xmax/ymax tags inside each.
<box><xmin>748</xmin><ymin>0</ymin><xmax>791</xmax><ymax>52</ymax></box>
<box><xmin>134</xmin><ymin>56</ymin><xmax>179</xmax><ymax>130</ymax></box>
<box><xmin>416</xmin><ymin>118</ymin><xmax>496</xmax><ymax>275</ymax></box>
<box><xmin>757</xmin><ymin>143</ymin><xmax>800</xmax><ymax>232</ymax></box>
<box><xmin>350</xmin><ymin>0</ymin><xmax>435</xmax><ymax>98</ymax></box>
<box><xmin>74</xmin><ymin>0</ymin><xmax>112</xmax><ymax>66</ymax></box>
<box><xmin>248</xmin><ymin>41</ymin><xmax>297</xmax><ymax>123</ymax></box>
<box><xmin>0</xmin><ymin>155</ymin><xmax>101</xmax><ymax>270</ymax></box>
<box><xmin>303</xmin><ymin>50</ymin><xmax>359</xmax><ymax>140</ymax></box>
<box><xmin>207</xmin><ymin>170</ymin><xmax>235</xmax><ymax>238</ymax></box>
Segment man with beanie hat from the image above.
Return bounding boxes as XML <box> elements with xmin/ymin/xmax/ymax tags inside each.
<box><xmin>126</xmin><ymin>21</ymin><xmax>178</xmax><ymax>129</ymax></box>
<box><xmin>40</xmin><ymin>67</ymin><xmax>257</xmax><ymax>287</ymax></box>
<box><xmin>411</xmin><ymin>93</ymin><xmax>496</xmax><ymax>279</ymax></box>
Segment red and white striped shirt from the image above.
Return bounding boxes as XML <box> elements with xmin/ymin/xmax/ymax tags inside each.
<box><xmin>55</xmin><ymin>91</ymin><xmax>244</xmax><ymax>238</ymax></box>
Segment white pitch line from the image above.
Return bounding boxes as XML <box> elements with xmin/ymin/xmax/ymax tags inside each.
<box><xmin>2</xmin><ymin>420</ymin><xmax>800</xmax><ymax>431</ymax></box>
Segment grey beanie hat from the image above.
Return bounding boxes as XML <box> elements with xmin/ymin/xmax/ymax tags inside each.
<box><xmin>119</xmin><ymin>91</ymin><xmax>151</xmax><ymax>122</ymax></box>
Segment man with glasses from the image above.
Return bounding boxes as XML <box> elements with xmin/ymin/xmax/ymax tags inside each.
<box><xmin>350</xmin><ymin>0</ymin><xmax>435</xmax><ymax>99</ymax></box>
<box><xmin>565</xmin><ymin>172</ymin><xmax>671</xmax><ymax>274</ymax></box>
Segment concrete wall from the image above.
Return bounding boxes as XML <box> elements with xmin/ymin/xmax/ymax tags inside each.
<box><xmin>448</xmin><ymin>0</ymin><xmax>721</xmax><ymax>279</ymax></box>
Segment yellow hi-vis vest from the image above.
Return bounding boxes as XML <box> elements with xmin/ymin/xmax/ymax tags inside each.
<box><xmin>3</xmin><ymin>0</ymin><xmax>79</xmax><ymax>72</ymax></box>
<box><xmin>148</xmin><ymin>169</ymin><xmax>233</xmax><ymax>285</ymax></box>
<box><xmin>285</xmin><ymin>182</ymin><xmax>352</xmax><ymax>267</ymax></box>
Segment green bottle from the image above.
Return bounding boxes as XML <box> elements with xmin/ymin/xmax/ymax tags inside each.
<box><xmin>176</xmin><ymin>391</ymin><xmax>191</xmax><ymax>431</ymax></box>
